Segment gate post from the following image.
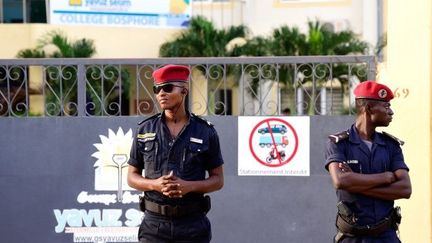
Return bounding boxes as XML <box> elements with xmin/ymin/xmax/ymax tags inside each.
<box><xmin>77</xmin><ymin>64</ymin><xmax>86</xmax><ymax>116</ymax></box>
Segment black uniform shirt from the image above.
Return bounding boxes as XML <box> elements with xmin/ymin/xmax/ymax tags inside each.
<box><xmin>128</xmin><ymin>112</ymin><xmax>224</xmax><ymax>205</ymax></box>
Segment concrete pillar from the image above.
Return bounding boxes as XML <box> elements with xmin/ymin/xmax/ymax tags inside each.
<box><xmin>385</xmin><ymin>1</ymin><xmax>432</xmax><ymax>242</ymax></box>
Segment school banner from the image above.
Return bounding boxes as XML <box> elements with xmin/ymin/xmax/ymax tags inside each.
<box><xmin>49</xmin><ymin>0</ymin><xmax>191</xmax><ymax>28</ymax></box>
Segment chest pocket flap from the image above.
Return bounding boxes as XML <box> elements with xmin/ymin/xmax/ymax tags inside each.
<box><xmin>189</xmin><ymin>142</ymin><xmax>208</xmax><ymax>154</ymax></box>
<box><xmin>184</xmin><ymin>142</ymin><xmax>209</xmax><ymax>165</ymax></box>
<box><xmin>138</xmin><ymin>137</ymin><xmax>157</xmax><ymax>163</ymax></box>
<box><xmin>142</xmin><ymin>140</ymin><xmax>155</xmax><ymax>152</ymax></box>
<box><xmin>181</xmin><ymin>142</ymin><xmax>208</xmax><ymax>173</ymax></box>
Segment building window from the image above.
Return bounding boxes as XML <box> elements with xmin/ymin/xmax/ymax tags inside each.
<box><xmin>28</xmin><ymin>0</ymin><xmax>46</xmax><ymax>23</ymax></box>
<box><xmin>2</xmin><ymin>0</ymin><xmax>24</xmax><ymax>23</ymax></box>
<box><xmin>1</xmin><ymin>0</ymin><xmax>46</xmax><ymax>23</ymax></box>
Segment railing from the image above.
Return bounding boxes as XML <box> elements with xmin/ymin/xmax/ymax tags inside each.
<box><xmin>0</xmin><ymin>56</ymin><xmax>375</xmax><ymax>117</ymax></box>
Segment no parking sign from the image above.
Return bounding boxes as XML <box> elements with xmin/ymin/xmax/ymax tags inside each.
<box><xmin>238</xmin><ymin>116</ymin><xmax>310</xmax><ymax>176</ymax></box>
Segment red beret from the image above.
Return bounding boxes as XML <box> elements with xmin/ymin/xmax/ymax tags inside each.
<box><xmin>152</xmin><ymin>64</ymin><xmax>190</xmax><ymax>85</ymax></box>
<box><xmin>354</xmin><ymin>80</ymin><xmax>394</xmax><ymax>102</ymax></box>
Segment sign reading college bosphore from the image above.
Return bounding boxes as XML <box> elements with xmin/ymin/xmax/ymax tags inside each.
<box><xmin>238</xmin><ymin>116</ymin><xmax>310</xmax><ymax>176</ymax></box>
<box><xmin>49</xmin><ymin>0</ymin><xmax>191</xmax><ymax>28</ymax></box>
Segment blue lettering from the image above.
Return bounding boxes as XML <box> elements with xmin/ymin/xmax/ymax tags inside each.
<box><xmin>107</xmin><ymin>15</ymin><xmax>159</xmax><ymax>26</ymax></box>
<box><xmin>53</xmin><ymin>208</ymin><xmax>123</xmax><ymax>233</ymax></box>
<box><xmin>81</xmin><ymin>209</ymin><xmax>102</xmax><ymax>227</ymax></box>
<box><xmin>101</xmin><ymin>209</ymin><xmax>122</xmax><ymax>227</ymax></box>
<box><xmin>86</xmin><ymin>0</ymin><xmax>107</xmax><ymax>6</ymax></box>
<box><xmin>124</xmin><ymin>208</ymin><xmax>142</xmax><ymax>227</ymax></box>
<box><xmin>54</xmin><ymin>209</ymin><xmax>67</xmax><ymax>233</ymax></box>
<box><xmin>109</xmin><ymin>0</ymin><xmax>131</xmax><ymax>7</ymax></box>
<box><xmin>58</xmin><ymin>14</ymin><xmax>104</xmax><ymax>25</ymax></box>
<box><xmin>64</xmin><ymin>209</ymin><xmax>83</xmax><ymax>228</ymax></box>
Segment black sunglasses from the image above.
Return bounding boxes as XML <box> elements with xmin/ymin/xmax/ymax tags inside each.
<box><xmin>153</xmin><ymin>84</ymin><xmax>184</xmax><ymax>94</ymax></box>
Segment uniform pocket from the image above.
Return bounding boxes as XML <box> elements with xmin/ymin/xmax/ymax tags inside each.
<box><xmin>181</xmin><ymin>143</ymin><xmax>208</xmax><ymax>173</ymax></box>
<box><xmin>138</xmin><ymin>139</ymin><xmax>160</xmax><ymax>176</ymax></box>
<box><xmin>189</xmin><ymin>215</ymin><xmax>211</xmax><ymax>240</ymax></box>
<box><xmin>346</xmin><ymin>160</ymin><xmax>362</xmax><ymax>173</ymax></box>
<box><xmin>177</xmin><ymin>215</ymin><xmax>211</xmax><ymax>241</ymax></box>
<box><xmin>348</xmin><ymin>163</ymin><xmax>362</xmax><ymax>173</ymax></box>
<box><xmin>139</xmin><ymin>216</ymin><xmax>161</xmax><ymax>240</ymax></box>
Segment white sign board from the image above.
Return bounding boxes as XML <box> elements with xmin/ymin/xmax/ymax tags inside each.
<box><xmin>238</xmin><ymin>116</ymin><xmax>310</xmax><ymax>176</ymax></box>
<box><xmin>49</xmin><ymin>0</ymin><xmax>191</xmax><ymax>28</ymax></box>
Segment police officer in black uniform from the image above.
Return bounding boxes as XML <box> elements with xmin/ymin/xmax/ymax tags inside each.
<box><xmin>325</xmin><ymin>81</ymin><xmax>412</xmax><ymax>243</ymax></box>
<box><xmin>127</xmin><ymin>64</ymin><xmax>224</xmax><ymax>243</ymax></box>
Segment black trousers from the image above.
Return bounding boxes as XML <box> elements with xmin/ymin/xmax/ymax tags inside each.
<box><xmin>139</xmin><ymin>211</ymin><xmax>211</xmax><ymax>243</ymax></box>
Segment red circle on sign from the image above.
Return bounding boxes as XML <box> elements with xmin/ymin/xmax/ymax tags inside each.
<box><xmin>248</xmin><ymin>118</ymin><xmax>299</xmax><ymax>167</ymax></box>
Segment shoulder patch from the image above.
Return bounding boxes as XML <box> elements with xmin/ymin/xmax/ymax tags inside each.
<box><xmin>382</xmin><ymin>131</ymin><xmax>405</xmax><ymax>146</ymax></box>
<box><xmin>138</xmin><ymin>113</ymin><xmax>161</xmax><ymax>125</ymax></box>
<box><xmin>191</xmin><ymin>113</ymin><xmax>213</xmax><ymax>127</ymax></box>
<box><xmin>328</xmin><ymin>130</ymin><xmax>349</xmax><ymax>143</ymax></box>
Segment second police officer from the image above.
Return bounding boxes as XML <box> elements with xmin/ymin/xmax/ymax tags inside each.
<box><xmin>325</xmin><ymin>81</ymin><xmax>412</xmax><ymax>242</ymax></box>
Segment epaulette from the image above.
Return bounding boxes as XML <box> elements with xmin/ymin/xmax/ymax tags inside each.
<box><xmin>137</xmin><ymin>113</ymin><xmax>161</xmax><ymax>125</ymax></box>
<box><xmin>192</xmin><ymin>113</ymin><xmax>213</xmax><ymax>127</ymax></box>
<box><xmin>382</xmin><ymin>131</ymin><xmax>405</xmax><ymax>146</ymax></box>
<box><xmin>328</xmin><ymin>131</ymin><xmax>349</xmax><ymax>143</ymax></box>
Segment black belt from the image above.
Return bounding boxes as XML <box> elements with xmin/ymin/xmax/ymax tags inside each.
<box><xmin>336</xmin><ymin>207</ymin><xmax>401</xmax><ymax>237</ymax></box>
<box><xmin>139</xmin><ymin>196</ymin><xmax>209</xmax><ymax>218</ymax></box>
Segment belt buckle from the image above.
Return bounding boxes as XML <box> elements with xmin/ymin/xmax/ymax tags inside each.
<box><xmin>162</xmin><ymin>205</ymin><xmax>179</xmax><ymax>217</ymax></box>
<box><xmin>171</xmin><ymin>206</ymin><xmax>179</xmax><ymax>217</ymax></box>
<box><xmin>159</xmin><ymin>205</ymin><xmax>168</xmax><ymax>216</ymax></box>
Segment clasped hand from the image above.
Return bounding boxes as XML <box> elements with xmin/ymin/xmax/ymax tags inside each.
<box><xmin>155</xmin><ymin>171</ymin><xmax>189</xmax><ymax>198</ymax></box>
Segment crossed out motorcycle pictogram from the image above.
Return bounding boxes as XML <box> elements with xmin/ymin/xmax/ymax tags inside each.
<box><xmin>249</xmin><ymin>118</ymin><xmax>299</xmax><ymax>167</ymax></box>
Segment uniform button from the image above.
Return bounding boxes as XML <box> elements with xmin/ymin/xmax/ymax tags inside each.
<box><xmin>169</xmin><ymin>142</ymin><xmax>173</xmax><ymax>146</ymax></box>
